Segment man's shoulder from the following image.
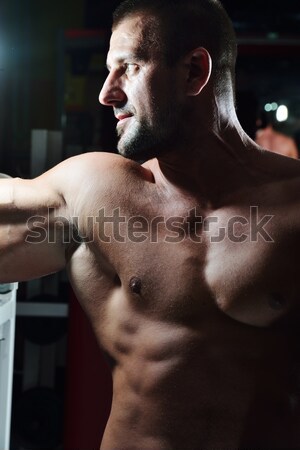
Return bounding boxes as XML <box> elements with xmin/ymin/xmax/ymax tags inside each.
<box><xmin>58</xmin><ymin>151</ymin><xmax>151</xmax><ymax>184</ymax></box>
<box><xmin>262</xmin><ymin>152</ymin><xmax>300</xmax><ymax>207</ymax></box>
<box><xmin>252</xmin><ymin>145</ymin><xmax>300</xmax><ymax>180</ymax></box>
<box><xmin>55</xmin><ymin>152</ymin><xmax>153</xmax><ymax>207</ymax></box>
<box><xmin>65</xmin><ymin>151</ymin><xmax>133</xmax><ymax>173</ymax></box>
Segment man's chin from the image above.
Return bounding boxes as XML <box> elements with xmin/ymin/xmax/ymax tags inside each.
<box><xmin>117</xmin><ymin>128</ymin><xmax>171</xmax><ymax>162</ymax></box>
<box><xmin>117</xmin><ymin>145</ymin><xmax>149</xmax><ymax>163</ymax></box>
<box><xmin>118</xmin><ymin>142</ymin><xmax>164</xmax><ymax>164</ymax></box>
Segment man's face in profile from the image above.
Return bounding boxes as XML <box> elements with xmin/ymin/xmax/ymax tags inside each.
<box><xmin>100</xmin><ymin>14</ymin><xmax>187</xmax><ymax>162</ymax></box>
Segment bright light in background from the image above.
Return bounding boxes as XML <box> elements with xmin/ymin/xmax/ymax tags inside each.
<box><xmin>276</xmin><ymin>105</ymin><xmax>288</xmax><ymax>122</ymax></box>
<box><xmin>264</xmin><ymin>102</ymin><xmax>278</xmax><ymax>112</ymax></box>
<box><xmin>264</xmin><ymin>103</ymin><xmax>272</xmax><ymax>112</ymax></box>
<box><xmin>271</xmin><ymin>102</ymin><xmax>278</xmax><ymax>111</ymax></box>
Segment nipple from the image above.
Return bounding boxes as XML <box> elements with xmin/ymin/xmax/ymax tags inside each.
<box><xmin>269</xmin><ymin>293</ymin><xmax>286</xmax><ymax>311</ymax></box>
<box><xmin>129</xmin><ymin>276</ymin><xmax>142</xmax><ymax>294</ymax></box>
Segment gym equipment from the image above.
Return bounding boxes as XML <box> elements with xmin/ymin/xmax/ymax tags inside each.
<box><xmin>0</xmin><ymin>283</ymin><xmax>18</xmax><ymax>450</ymax></box>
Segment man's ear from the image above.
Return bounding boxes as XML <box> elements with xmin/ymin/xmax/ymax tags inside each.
<box><xmin>184</xmin><ymin>47</ymin><xmax>212</xmax><ymax>96</ymax></box>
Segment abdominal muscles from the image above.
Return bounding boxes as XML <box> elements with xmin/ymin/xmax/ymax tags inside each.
<box><xmin>99</xmin><ymin>306</ymin><xmax>295</xmax><ymax>450</ymax></box>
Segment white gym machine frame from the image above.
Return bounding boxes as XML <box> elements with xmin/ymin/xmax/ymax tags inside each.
<box><xmin>0</xmin><ymin>283</ymin><xmax>18</xmax><ymax>450</ymax></box>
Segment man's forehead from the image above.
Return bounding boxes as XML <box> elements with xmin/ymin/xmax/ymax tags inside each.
<box><xmin>110</xmin><ymin>14</ymin><xmax>148</xmax><ymax>47</ymax></box>
<box><xmin>107</xmin><ymin>14</ymin><xmax>155</xmax><ymax>65</ymax></box>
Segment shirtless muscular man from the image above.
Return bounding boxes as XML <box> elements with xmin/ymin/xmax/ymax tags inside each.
<box><xmin>1</xmin><ymin>0</ymin><xmax>300</xmax><ymax>448</ymax></box>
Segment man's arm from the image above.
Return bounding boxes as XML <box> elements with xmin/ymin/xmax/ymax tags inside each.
<box><xmin>0</xmin><ymin>151</ymin><xmax>134</xmax><ymax>283</ymax></box>
<box><xmin>0</xmin><ymin>166</ymin><xmax>71</xmax><ymax>283</ymax></box>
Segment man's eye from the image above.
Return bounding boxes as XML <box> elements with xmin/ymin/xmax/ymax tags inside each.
<box><xmin>125</xmin><ymin>64</ymin><xmax>138</xmax><ymax>75</ymax></box>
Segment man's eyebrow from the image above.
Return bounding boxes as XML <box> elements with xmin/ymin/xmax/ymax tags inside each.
<box><xmin>106</xmin><ymin>52</ymin><xmax>146</xmax><ymax>70</ymax></box>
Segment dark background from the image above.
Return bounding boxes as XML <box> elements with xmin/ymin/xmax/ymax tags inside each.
<box><xmin>0</xmin><ymin>0</ymin><xmax>300</xmax><ymax>176</ymax></box>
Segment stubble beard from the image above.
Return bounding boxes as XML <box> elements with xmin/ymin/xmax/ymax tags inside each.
<box><xmin>117</xmin><ymin>105</ymin><xmax>183</xmax><ymax>163</ymax></box>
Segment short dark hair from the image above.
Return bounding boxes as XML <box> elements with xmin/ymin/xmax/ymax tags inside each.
<box><xmin>113</xmin><ymin>0</ymin><xmax>237</xmax><ymax>79</ymax></box>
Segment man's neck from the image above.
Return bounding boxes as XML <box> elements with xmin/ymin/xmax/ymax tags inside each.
<box><xmin>146</xmin><ymin>120</ymin><xmax>256</xmax><ymax>208</ymax></box>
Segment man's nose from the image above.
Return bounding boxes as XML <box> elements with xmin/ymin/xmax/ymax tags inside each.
<box><xmin>99</xmin><ymin>73</ymin><xmax>126</xmax><ymax>106</ymax></box>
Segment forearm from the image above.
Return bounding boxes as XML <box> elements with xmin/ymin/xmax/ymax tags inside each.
<box><xmin>0</xmin><ymin>174</ymin><xmax>14</xmax><ymax>211</ymax></box>
<box><xmin>0</xmin><ymin>176</ymin><xmax>68</xmax><ymax>282</ymax></box>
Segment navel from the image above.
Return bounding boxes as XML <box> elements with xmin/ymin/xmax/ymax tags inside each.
<box><xmin>269</xmin><ymin>292</ymin><xmax>286</xmax><ymax>311</ymax></box>
<box><xmin>129</xmin><ymin>276</ymin><xmax>142</xmax><ymax>294</ymax></box>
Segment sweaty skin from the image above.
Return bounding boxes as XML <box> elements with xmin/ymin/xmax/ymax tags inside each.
<box><xmin>1</xmin><ymin>12</ymin><xmax>300</xmax><ymax>450</ymax></box>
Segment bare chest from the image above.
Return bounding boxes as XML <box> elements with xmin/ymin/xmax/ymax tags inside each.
<box><xmin>69</xmin><ymin>203</ymin><xmax>300</xmax><ymax>329</ymax></box>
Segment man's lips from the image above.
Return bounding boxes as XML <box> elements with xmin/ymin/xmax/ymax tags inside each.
<box><xmin>115</xmin><ymin>113</ymin><xmax>133</xmax><ymax>121</ymax></box>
